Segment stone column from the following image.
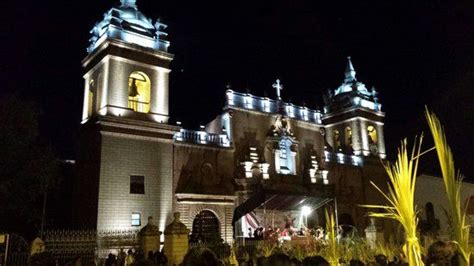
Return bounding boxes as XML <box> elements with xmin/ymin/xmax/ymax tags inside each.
<box><xmin>139</xmin><ymin>216</ymin><xmax>162</xmax><ymax>256</ymax></box>
<box><xmin>376</xmin><ymin>124</ymin><xmax>386</xmax><ymax>158</ymax></box>
<box><xmin>82</xmin><ymin>78</ymin><xmax>91</xmax><ymax>121</ymax></box>
<box><xmin>154</xmin><ymin>69</ymin><xmax>170</xmax><ymax>118</ymax></box>
<box><xmin>326</xmin><ymin>126</ymin><xmax>334</xmax><ymax>150</ymax></box>
<box><xmin>360</xmin><ymin>120</ymin><xmax>369</xmax><ymax>156</ymax></box>
<box><xmin>351</xmin><ymin>119</ymin><xmax>362</xmax><ymax>155</ymax></box>
<box><xmin>164</xmin><ymin>212</ymin><xmax>190</xmax><ymax>266</ymax></box>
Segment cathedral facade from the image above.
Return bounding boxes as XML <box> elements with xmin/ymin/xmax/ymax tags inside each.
<box><xmin>73</xmin><ymin>0</ymin><xmax>392</xmax><ymax>243</ymax></box>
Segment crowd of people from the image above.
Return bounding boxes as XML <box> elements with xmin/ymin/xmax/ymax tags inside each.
<box><xmin>104</xmin><ymin>249</ymin><xmax>167</xmax><ymax>266</ymax></box>
<box><xmin>247</xmin><ymin>224</ymin><xmax>346</xmax><ymax>242</ymax></box>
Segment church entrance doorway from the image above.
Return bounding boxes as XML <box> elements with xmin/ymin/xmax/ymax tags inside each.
<box><xmin>192</xmin><ymin>210</ymin><xmax>220</xmax><ymax>242</ymax></box>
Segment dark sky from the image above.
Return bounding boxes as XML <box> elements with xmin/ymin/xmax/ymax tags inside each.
<box><xmin>4</xmin><ymin>0</ymin><xmax>474</xmax><ymax>177</ymax></box>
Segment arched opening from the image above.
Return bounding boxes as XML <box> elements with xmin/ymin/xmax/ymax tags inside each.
<box><xmin>128</xmin><ymin>71</ymin><xmax>151</xmax><ymax>113</ymax></box>
<box><xmin>333</xmin><ymin>129</ymin><xmax>341</xmax><ymax>150</ymax></box>
<box><xmin>344</xmin><ymin>127</ymin><xmax>352</xmax><ymax>147</ymax></box>
<box><xmin>367</xmin><ymin>125</ymin><xmax>377</xmax><ymax>144</ymax></box>
<box><xmin>191</xmin><ymin>210</ymin><xmax>220</xmax><ymax>242</ymax></box>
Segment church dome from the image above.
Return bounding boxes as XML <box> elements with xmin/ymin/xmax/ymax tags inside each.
<box><xmin>87</xmin><ymin>0</ymin><xmax>169</xmax><ymax>53</ymax></box>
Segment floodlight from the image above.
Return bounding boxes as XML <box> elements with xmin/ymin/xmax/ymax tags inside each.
<box><xmin>302</xmin><ymin>206</ymin><xmax>312</xmax><ymax>217</ymax></box>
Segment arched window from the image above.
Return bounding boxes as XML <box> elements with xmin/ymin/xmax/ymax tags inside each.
<box><xmin>128</xmin><ymin>71</ymin><xmax>151</xmax><ymax>113</ymax></box>
<box><xmin>367</xmin><ymin>125</ymin><xmax>377</xmax><ymax>144</ymax></box>
<box><xmin>333</xmin><ymin>129</ymin><xmax>341</xmax><ymax>150</ymax></box>
<box><xmin>345</xmin><ymin>127</ymin><xmax>352</xmax><ymax>147</ymax></box>
<box><xmin>88</xmin><ymin>79</ymin><xmax>95</xmax><ymax>116</ymax></box>
<box><xmin>192</xmin><ymin>210</ymin><xmax>220</xmax><ymax>241</ymax></box>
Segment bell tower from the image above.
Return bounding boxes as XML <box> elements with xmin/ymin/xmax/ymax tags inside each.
<box><xmin>81</xmin><ymin>0</ymin><xmax>172</xmax><ymax>124</ymax></box>
<box><xmin>74</xmin><ymin>0</ymin><xmax>180</xmax><ymax>234</ymax></box>
<box><xmin>322</xmin><ymin>57</ymin><xmax>386</xmax><ymax>159</ymax></box>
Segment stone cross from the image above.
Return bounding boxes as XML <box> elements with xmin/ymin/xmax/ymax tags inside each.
<box><xmin>273</xmin><ymin>79</ymin><xmax>283</xmax><ymax>100</ymax></box>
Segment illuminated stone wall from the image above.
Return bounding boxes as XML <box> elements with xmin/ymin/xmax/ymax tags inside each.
<box><xmin>172</xmin><ymin>143</ymin><xmax>235</xmax><ymax>243</ymax></box>
<box><xmin>416</xmin><ymin>174</ymin><xmax>474</xmax><ymax>238</ymax></box>
<box><xmin>96</xmin><ymin>132</ymin><xmax>174</xmax><ymax>237</ymax></box>
<box><xmin>229</xmin><ymin>108</ymin><xmax>325</xmax><ymax>179</ymax></box>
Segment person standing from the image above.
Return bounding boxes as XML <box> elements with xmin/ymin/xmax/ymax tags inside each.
<box><xmin>125</xmin><ymin>250</ymin><xmax>134</xmax><ymax>266</ymax></box>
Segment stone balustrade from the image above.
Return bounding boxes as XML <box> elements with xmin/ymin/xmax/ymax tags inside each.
<box><xmin>226</xmin><ymin>90</ymin><xmax>322</xmax><ymax>124</ymax></box>
<box><xmin>174</xmin><ymin>129</ymin><xmax>230</xmax><ymax>147</ymax></box>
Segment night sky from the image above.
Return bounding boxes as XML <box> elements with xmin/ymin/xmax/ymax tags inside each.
<box><xmin>4</xmin><ymin>0</ymin><xmax>474</xmax><ymax>178</ymax></box>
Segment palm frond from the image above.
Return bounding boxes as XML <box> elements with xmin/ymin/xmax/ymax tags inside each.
<box><xmin>425</xmin><ymin>108</ymin><xmax>471</xmax><ymax>265</ymax></box>
<box><xmin>362</xmin><ymin>138</ymin><xmax>424</xmax><ymax>265</ymax></box>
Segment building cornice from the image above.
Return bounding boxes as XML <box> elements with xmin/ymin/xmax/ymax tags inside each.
<box><xmin>176</xmin><ymin>193</ymin><xmax>236</xmax><ymax>205</ymax></box>
<box><xmin>82</xmin><ymin>39</ymin><xmax>173</xmax><ymax>72</ymax></box>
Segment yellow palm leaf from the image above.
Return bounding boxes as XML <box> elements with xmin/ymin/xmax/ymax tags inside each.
<box><xmin>425</xmin><ymin>108</ymin><xmax>471</xmax><ymax>265</ymax></box>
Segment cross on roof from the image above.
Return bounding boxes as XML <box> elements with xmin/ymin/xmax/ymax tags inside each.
<box><xmin>272</xmin><ymin>79</ymin><xmax>283</xmax><ymax>100</ymax></box>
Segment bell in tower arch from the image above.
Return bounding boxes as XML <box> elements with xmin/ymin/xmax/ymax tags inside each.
<box><xmin>129</xmin><ymin>78</ymin><xmax>139</xmax><ymax>97</ymax></box>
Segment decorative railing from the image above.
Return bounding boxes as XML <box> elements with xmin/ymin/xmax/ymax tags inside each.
<box><xmin>174</xmin><ymin>129</ymin><xmax>231</xmax><ymax>147</ymax></box>
<box><xmin>128</xmin><ymin>99</ymin><xmax>149</xmax><ymax>113</ymax></box>
<box><xmin>324</xmin><ymin>150</ymin><xmax>363</xmax><ymax>167</ymax></box>
<box><xmin>44</xmin><ymin>229</ymin><xmax>140</xmax><ymax>262</ymax></box>
<box><xmin>226</xmin><ymin>90</ymin><xmax>322</xmax><ymax>124</ymax></box>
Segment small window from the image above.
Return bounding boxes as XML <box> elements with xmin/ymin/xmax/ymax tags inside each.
<box><xmin>131</xmin><ymin>213</ymin><xmax>141</xmax><ymax>226</ymax></box>
<box><xmin>130</xmin><ymin>175</ymin><xmax>145</xmax><ymax>194</ymax></box>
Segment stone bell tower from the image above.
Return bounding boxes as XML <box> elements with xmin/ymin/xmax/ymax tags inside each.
<box><xmin>74</xmin><ymin>0</ymin><xmax>179</xmax><ymax>235</ymax></box>
<box><xmin>81</xmin><ymin>0</ymin><xmax>172</xmax><ymax>124</ymax></box>
<box><xmin>322</xmin><ymin>57</ymin><xmax>386</xmax><ymax>159</ymax></box>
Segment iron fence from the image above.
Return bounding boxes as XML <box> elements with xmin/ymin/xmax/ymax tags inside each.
<box><xmin>44</xmin><ymin>229</ymin><xmax>140</xmax><ymax>263</ymax></box>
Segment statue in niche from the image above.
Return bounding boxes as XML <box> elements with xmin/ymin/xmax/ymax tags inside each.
<box><xmin>196</xmin><ymin>162</ymin><xmax>220</xmax><ymax>187</ymax></box>
<box><xmin>272</xmin><ymin>115</ymin><xmax>294</xmax><ymax>137</ymax></box>
<box><xmin>178</xmin><ymin>160</ymin><xmax>221</xmax><ymax>194</ymax></box>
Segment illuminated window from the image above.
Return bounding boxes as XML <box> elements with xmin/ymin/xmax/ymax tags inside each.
<box><xmin>88</xmin><ymin>80</ymin><xmax>94</xmax><ymax>116</ymax></box>
<box><xmin>275</xmin><ymin>138</ymin><xmax>296</xmax><ymax>175</ymax></box>
<box><xmin>345</xmin><ymin>127</ymin><xmax>352</xmax><ymax>146</ymax></box>
<box><xmin>128</xmin><ymin>71</ymin><xmax>151</xmax><ymax>113</ymax></box>
<box><xmin>130</xmin><ymin>175</ymin><xmax>145</xmax><ymax>194</ymax></box>
<box><xmin>131</xmin><ymin>212</ymin><xmax>141</xmax><ymax>226</ymax></box>
<box><xmin>334</xmin><ymin>129</ymin><xmax>341</xmax><ymax>150</ymax></box>
<box><xmin>367</xmin><ymin>125</ymin><xmax>377</xmax><ymax>144</ymax></box>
